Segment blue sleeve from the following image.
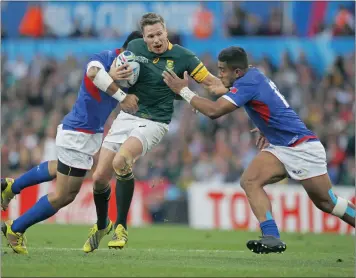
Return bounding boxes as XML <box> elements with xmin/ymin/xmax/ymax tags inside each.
<box><xmin>222</xmin><ymin>82</ymin><xmax>256</xmax><ymax>107</ymax></box>
<box><xmin>87</xmin><ymin>50</ymin><xmax>112</xmax><ymax>69</ymax></box>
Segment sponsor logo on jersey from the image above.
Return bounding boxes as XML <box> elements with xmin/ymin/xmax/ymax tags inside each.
<box><xmin>230</xmin><ymin>87</ymin><xmax>238</xmax><ymax>94</ymax></box>
<box><xmin>135</xmin><ymin>56</ymin><xmax>149</xmax><ymax>64</ymax></box>
<box><xmin>166</xmin><ymin>60</ymin><xmax>174</xmax><ymax>71</ymax></box>
<box><xmin>153</xmin><ymin>58</ymin><xmax>159</xmax><ymax>64</ymax></box>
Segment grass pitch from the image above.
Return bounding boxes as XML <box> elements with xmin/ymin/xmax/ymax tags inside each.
<box><xmin>1</xmin><ymin>224</ymin><xmax>354</xmax><ymax>277</ymax></box>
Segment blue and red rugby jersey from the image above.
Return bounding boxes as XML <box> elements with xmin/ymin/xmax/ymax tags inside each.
<box><xmin>62</xmin><ymin>48</ymin><xmax>123</xmax><ymax>134</ymax></box>
<box><xmin>222</xmin><ymin>67</ymin><xmax>318</xmax><ymax>147</ymax></box>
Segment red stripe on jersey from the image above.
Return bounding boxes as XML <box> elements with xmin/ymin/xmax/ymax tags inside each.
<box><xmin>250</xmin><ymin>100</ymin><xmax>271</xmax><ymax>123</ymax></box>
<box><xmin>84</xmin><ymin>74</ymin><xmax>101</xmax><ymax>102</ymax></box>
<box><xmin>289</xmin><ymin>135</ymin><xmax>318</xmax><ymax>147</ymax></box>
<box><xmin>75</xmin><ymin>128</ymin><xmax>95</xmax><ymax>134</ymax></box>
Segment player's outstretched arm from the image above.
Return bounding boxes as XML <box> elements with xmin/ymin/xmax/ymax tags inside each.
<box><xmin>163</xmin><ymin>70</ymin><xmax>236</xmax><ymax>119</ymax></box>
<box><xmin>200</xmin><ymin>73</ymin><xmax>229</xmax><ymax>96</ymax></box>
<box><xmin>87</xmin><ymin>64</ymin><xmax>139</xmax><ymax>114</ymax></box>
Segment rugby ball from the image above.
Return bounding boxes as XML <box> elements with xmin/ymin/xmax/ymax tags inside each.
<box><xmin>115</xmin><ymin>50</ymin><xmax>140</xmax><ymax>88</ymax></box>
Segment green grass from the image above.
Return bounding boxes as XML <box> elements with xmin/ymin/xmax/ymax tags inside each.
<box><xmin>1</xmin><ymin>224</ymin><xmax>354</xmax><ymax>277</ymax></box>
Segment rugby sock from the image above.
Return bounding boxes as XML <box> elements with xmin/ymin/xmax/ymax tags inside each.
<box><xmin>94</xmin><ymin>185</ymin><xmax>111</xmax><ymax>230</ymax></box>
<box><xmin>328</xmin><ymin>189</ymin><xmax>356</xmax><ymax>218</ymax></box>
<box><xmin>12</xmin><ymin>195</ymin><xmax>57</xmax><ymax>234</ymax></box>
<box><xmin>260</xmin><ymin>211</ymin><xmax>280</xmax><ymax>238</ymax></box>
<box><xmin>115</xmin><ymin>173</ymin><xmax>135</xmax><ymax>229</ymax></box>
<box><xmin>12</xmin><ymin>161</ymin><xmax>54</xmax><ymax>194</ymax></box>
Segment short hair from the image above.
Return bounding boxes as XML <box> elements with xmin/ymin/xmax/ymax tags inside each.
<box><xmin>122</xmin><ymin>31</ymin><xmax>143</xmax><ymax>49</ymax></box>
<box><xmin>140</xmin><ymin>13</ymin><xmax>166</xmax><ymax>32</ymax></box>
<box><xmin>218</xmin><ymin>46</ymin><xmax>248</xmax><ymax>70</ymax></box>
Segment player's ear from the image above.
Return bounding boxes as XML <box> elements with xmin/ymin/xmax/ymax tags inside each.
<box><xmin>235</xmin><ymin>68</ymin><xmax>241</xmax><ymax>78</ymax></box>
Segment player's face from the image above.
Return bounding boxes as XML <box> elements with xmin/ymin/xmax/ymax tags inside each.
<box><xmin>217</xmin><ymin>61</ymin><xmax>238</xmax><ymax>87</ymax></box>
<box><xmin>143</xmin><ymin>23</ymin><xmax>169</xmax><ymax>54</ymax></box>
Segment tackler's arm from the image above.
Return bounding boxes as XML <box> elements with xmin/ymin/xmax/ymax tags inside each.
<box><xmin>86</xmin><ymin>61</ymin><xmax>129</xmax><ymax>102</ymax></box>
<box><xmin>163</xmin><ymin>70</ymin><xmax>237</xmax><ymax>119</ymax></box>
<box><xmin>200</xmin><ymin>73</ymin><xmax>229</xmax><ymax>96</ymax></box>
<box><xmin>86</xmin><ymin>61</ymin><xmax>139</xmax><ymax>113</ymax></box>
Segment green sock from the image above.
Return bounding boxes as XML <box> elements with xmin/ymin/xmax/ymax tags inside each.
<box><xmin>115</xmin><ymin>173</ymin><xmax>135</xmax><ymax>229</ymax></box>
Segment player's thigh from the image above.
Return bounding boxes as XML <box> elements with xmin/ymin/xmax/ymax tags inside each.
<box><xmin>241</xmin><ymin>151</ymin><xmax>287</xmax><ymax>189</ymax></box>
<box><xmin>298</xmin><ymin>142</ymin><xmax>329</xmax><ymax>203</ymax></box>
<box><xmin>55</xmin><ymin>124</ymin><xmax>102</xmax><ymax>172</ymax></box>
<box><xmin>49</xmin><ymin>159</ymin><xmax>87</xmax><ymax>209</ymax></box>
<box><xmin>301</xmin><ymin>173</ymin><xmax>333</xmax><ymax>207</ymax></box>
<box><xmin>92</xmin><ymin>146</ymin><xmax>116</xmax><ymax>185</ymax></box>
<box><xmin>129</xmin><ymin>120</ymin><xmax>168</xmax><ymax>156</ymax></box>
<box><xmin>265</xmin><ymin>141</ymin><xmax>327</xmax><ymax>181</ymax></box>
<box><xmin>55</xmin><ymin>171</ymin><xmax>84</xmax><ymax>197</ymax></box>
<box><xmin>48</xmin><ymin>160</ymin><xmax>58</xmax><ymax>177</ymax></box>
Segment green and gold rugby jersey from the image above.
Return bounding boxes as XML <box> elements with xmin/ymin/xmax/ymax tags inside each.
<box><xmin>127</xmin><ymin>38</ymin><xmax>209</xmax><ymax>124</ymax></box>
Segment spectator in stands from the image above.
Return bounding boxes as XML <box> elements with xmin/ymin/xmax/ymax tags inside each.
<box><xmin>193</xmin><ymin>2</ymin><xmax>214</xmax><ymax>39</ymax></box>
<box><xmin>226</xmin><ymin>2</ymin><xmax>247</xmax><ymax>36</ymax></box>
<box><xmin>333</xmin><ymin>5</ymin><xmax>355</xmax><ymax>36</ymax></box>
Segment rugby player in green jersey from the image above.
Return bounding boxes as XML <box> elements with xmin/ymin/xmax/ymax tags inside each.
<box><xmin>1</xmin><ymin>13</ymin><xmax>226</xmax><ymax>253</ymax></box>
<box><xmin>95</xmin><ymin>12</ymin><xmax>226</xmax><ymax>251</ymax></box>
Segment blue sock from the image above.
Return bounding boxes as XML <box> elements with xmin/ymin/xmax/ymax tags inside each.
<box><xmin>12</xmin><ymin>195</ymin><xmax>57</xmax><ymax>233</ymax></box>
<box><xmin>260</xmin><ymin>211</ymin><xmax>280</xmax><ymax>238</ymax></box>
<box><xmin>12</xmin><ymin>161</ymin><xmax>54</xmax><ymax>194</ymax></box>
<box><xmin>328</xmin><ymin>189</ymin><xmax>355</xmax><ymax>218</ymax></box>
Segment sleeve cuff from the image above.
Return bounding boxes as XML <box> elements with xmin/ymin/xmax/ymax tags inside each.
<box><xmin>222</xmin><ymin>95</ymin><xmax>239</xmax><ymax>107</ymax></box>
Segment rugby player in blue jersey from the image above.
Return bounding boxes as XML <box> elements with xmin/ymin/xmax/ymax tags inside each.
<box><xmin>163</xmin><ymin>46</ymin><xmax>355</xmax><ymax>254</ymax></box>
<box><xmin>1</xmin><ymin>31</ymin><xmax>143</xmax><ymax>254</ymax></box>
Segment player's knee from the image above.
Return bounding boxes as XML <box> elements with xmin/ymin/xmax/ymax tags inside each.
<box><xmin>112</xmin><ymin>150</ymin><xmax>134</xmax><ymax>176</ymax></box>
<box><xmin>240</xmin><ymin>175</ymin><xmax>259</xmax><ymax>192</ymax></box>
<box><xmin>62</xmin><ymin>191</ymin><xmax>78</xmax><ymax>207</ymax></box>
<box><xmin>50</xmin><ymin>189</ymin><xmax>79</xmax><ymax>209</ymax></box>
<box><xmin>92</xmin><ymin>170</ymin><xmax>111</xmax><ymax>190</ymax></box>
<box><xmin>112</xmin><ymin>154</ymin><xmax>126</xmax><ymax>173</ymax></box>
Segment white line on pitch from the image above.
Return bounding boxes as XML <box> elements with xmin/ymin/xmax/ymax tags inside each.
<box><xmin>25</xmin><ymin>247</ymin><xmax>245</xmax><ymax>253</ymax></box>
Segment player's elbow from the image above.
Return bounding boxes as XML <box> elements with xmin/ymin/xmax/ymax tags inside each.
<box><xmin>207</xmin><ymin>108</ymin><xmax>222</xmax><ymax>120</ymax></box>
<box><xmin>209</xmin><ymin>114</ymin><xmax>221</xmax><ymax>120</ymax></box>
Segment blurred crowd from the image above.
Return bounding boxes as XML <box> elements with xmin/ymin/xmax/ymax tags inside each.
<box><xmin>1</xmin><ymin>47</ymin><xmax>355</xmax><ymax>192</ymax></box>
<box><xmin>225</xmin><ymin>3</ymin><xmax>355</xmax><ymax>37</ymax></box>
<box><xmin>224</xmin><ymin>2</ymin><xmax>291</xmax><ymax>37</ymax></box>
<box><xmin>315</xmin><ymin>5</ymin><xmax>355</xmax><ymax>37</ymax></box>
<box><xmin>2</xmin><ymin>2</ymin><xmax>354</xmax><ymax>39</ymax></box>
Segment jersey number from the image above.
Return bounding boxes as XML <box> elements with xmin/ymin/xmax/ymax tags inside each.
<box><xmin>269</xmin><ymin>81</ymin><xmax>289</xmax><ymax>108</ymax></box>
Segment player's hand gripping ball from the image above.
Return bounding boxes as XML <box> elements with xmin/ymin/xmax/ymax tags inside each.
<box><xmin>116</xmin><ymin>51</ymin><xmax>140</xmax><ymax>88</ymax></box>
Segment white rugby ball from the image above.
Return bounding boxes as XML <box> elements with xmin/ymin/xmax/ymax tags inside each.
<box><xmin>115</xmin><ymin>50</ymin><xmax>140</xmax><ymax>88</ymax></box>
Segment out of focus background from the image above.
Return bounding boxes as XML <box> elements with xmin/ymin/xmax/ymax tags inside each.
<box><xmin>1</xmin><ymin>1</ymin><xmax>355</xmax><ymax>234</ymax></box>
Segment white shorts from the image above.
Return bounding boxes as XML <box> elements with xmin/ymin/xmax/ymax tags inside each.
<box><xmin>262</xmin><ymin>141</ymin><xmax>327</xmax><ymax>180</ymax></box>
<box><xmin>102</xmin><ymin>112</ymin><xmax>169</xmax><ymax>156</ymax></box>
<box><xmin>55</xmin><ymin>124</ymin><xmax>103</xmax><ymax>170</ymax></box>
